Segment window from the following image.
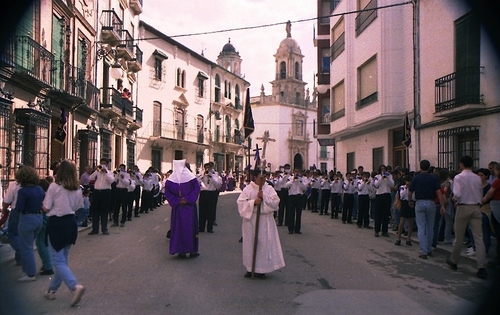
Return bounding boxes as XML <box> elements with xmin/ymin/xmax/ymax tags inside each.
<box><xmin>224</xmin><ymin>80</ymin><xmax>228</xmax><ymax>98</ymax></box>
<box><xmin>357</xmin><ymin>57</ymin><xmax>378</xmax><ymax>109</ymax></box>
<box><xmin>176</xmin><ymin>109</ymin><xmax>184</xmax><ymax>140</ymax></box>
<box><xmin>215</xmin><ymin>75</ymin><xmax>221</xmax><ymax>102</ymax></box>
<box><xmin>154</xmin><ymin>58</ymin><xmax>162</xmax><ymax>80</ymax></box>
<box><xmin>176</xmin><ymin>68</ymin><xmax>181</xmax><ymax>87</ymax></box>
<box><xmin>321</xmin><ymin>97</ymin><xmax>330</xmax><ymax>124</ymax></box>
<box><xmin>320</xmin><ymin>146</ymin><xmax>328</xmax><ymax>159</ymax></box>
<box><xmin>438</xmin><ymin>126</ymin><xmax>480</xmax><ymax>170</ymax></box>
<box><xmin>0</xmin><ymin>101</ymin><xmax>12</xmax><ymax>192</ymax></box>
<box><xmin>320</xmin><ymin>0</ymin><xmax>332</xmax><ymax>24</ymax></box>
<box><xmin>235</xmin><ymin>84</ymin><xmax>241</xmax><ymax>108</ymax></box>
<box><xmin>331</xmin><ymin>80</ymin><xmax>345</xmax><ymax>121</ymax></box>
<box><xmin>347</xmin><ymin>152</ymin><xmax>355</xmax><ymax>174</ymax></box>
<box><xmin>151</xmin><ymin>148</ymin><xmax>162</xmax><ymax>171</ymax></box>
<box><xmin>331</xmin><ymin>18</ymin><xmax>345</xmax><ymax>61</ymax></box>
<box><xmin>152</xmin><ymin>101</ymin><xmax>161</xmax><ymax>137</ymax></box>
<box><xmin>100</xmin><ymin>128</ymin><xmax>112</xmax><ymax>163</ymax></box>
<box><xmin>225</xmin><ymin>115</ymin><xmax>231</xmax><ymax>143</ymax></box>
<box><xmin>294</xmin><ymin>62</ymin><xmax>300</xmax><ymax>80</ymax></box>
<box><xmin>372</xmin><ymin>147</ymin><xmax>383</xmax><ymax>172</ymax></box>
<box><xmin>198</xmin><ymin>78</ymin><xmax>205</xmax><ymax>97</ymax></box>
<box><xmin>126</xmin><ymin>139</ymin><xmax>135</xmax><ymax>170</ymax></box>
<box><xmin>355</xmin><ymin>0</ymin><xmax>377</xmax><ymax>36</ymax></box>
<box><xmin>295</xmin><ymin>119</ymin><xmax>304</xmax><ymax>136</ymax></box>
<box><xmin>78</xmin><ymin>129</ymin><xmax>98</xmax><ymax>175</ymax></box>
<box><xmin>295</xmin><ymin>92</ymin><xmax>301</xmax><ymax>105</ymax></box>
<box><xmin>280</xmin><ymin>61</ymin><xmax>286</xmax><ymax>79</ymax></box>
<box><xmin>228</xmin><ymin>82</ymin><xmax>231</xmax><ymax>99</ymax></box>
<box><xmin>197</xmin><ymin>115</ymin><xmax>204</xmax><ymax>143</ymax></box>
<box><xmin>181</xmin><ymin>70</ymin><xmax>186</xmax><ymax>88</ymax></box>
<box><xmin>321</xmin><ymin>48</ymin><xmax>330</xmax><ymax>73</ymax></box>
<box><xmin>14</xmin><ymin>109</ymin><xmax>50</xmax><ymax>176</ymax></box>
<box><xmin>174</xmin><ymin>150</ymin><xmax>183</xmax><ymax>160</ymax></box>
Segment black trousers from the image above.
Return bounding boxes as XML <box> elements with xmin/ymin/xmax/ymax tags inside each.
<box><xmin>357</xmin><ymin>195</ymin><xmax>370</xmax><ymax>227</ymax></box>
<box><xmin>320</xmin><ymin>190</ymin><xmax>330</xmax><ymax>214</ymax></box>
<box><xmin>375</xmin><ymin>193</ymin><xmax>392</xmax><ymax>233</ymax></box>
<box><xmin>90</xmin><ymin>189</ymin><xmax>111</xmax><ymax>233</ymax></box>
<box><xmin>113</xmin><ymin>188</ymin><xmax>128</xmax><ymax>224</ymax></box>
<box><xmin>310</xmin><ymin>188</ymin><xmax>319</xmax><ymax>211</ymax></box>
<box><xmin>278</xmin><ymin>188</ymin><xmax>289</xmax><ymax>225</ymax></box>
<box><xmin>133</xmin><ymin>185</ymin><xmax>141</xmax><ymax>215</ymax></box>
<box><xmin>140</xmin><ymin>190</ymin><xmax>152</xmax><ymax>213</ymax></box>
<box><xmin>199</xmin><ymin>190</ymin><xmax>217</xmax><ymax>232</ymax></box>
<box><xmin>342</xmin><ymin>193</ymin><xmax>354</xmax><ymax>223</ymax></box>
<box><xmin>127</xmin><ymin>191</ymin><xmax>135</xmax><ymax>220</ymax></box>
<box><xmin>287</xmin><ymin>194</ymin><xmax>303</xmax><ymax>233</ymax></box>
<box><xmin>330</xmin><ymin>193</ymin><xmax>341</xmax><ymax>218</ymax></box>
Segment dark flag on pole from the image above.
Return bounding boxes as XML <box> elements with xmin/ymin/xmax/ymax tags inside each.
<box><xmin>243</xmin><ymin>88</ymin><xmax>254</xmax><ymax>139</ymax></box>
<box><xmin>402</xmin><ymin>111</ymin><xmax>411</xmax><ymax>148</ymax></box>
<box><xmin>54</xmin><ymin>107</ymin><xmax>68</xmax><ymax>144</ymax></box>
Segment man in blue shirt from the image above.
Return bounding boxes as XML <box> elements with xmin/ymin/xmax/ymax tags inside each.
<box><xmin>408</xmin><ymin>160</ymin><xmax>445</xmax><ymax>259</ymax></box>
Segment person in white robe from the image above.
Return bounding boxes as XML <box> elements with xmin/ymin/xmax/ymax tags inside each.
<box><xmin>237</xmin><ymin>169</ymin><xmax>285</xmax><ymax>279</ymax></box>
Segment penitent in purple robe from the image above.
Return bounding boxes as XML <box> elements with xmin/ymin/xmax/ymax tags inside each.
<box><xmin>164</xmin><ymin>178</ymin><xmax>201</xmax><ymax>255</ymax></box>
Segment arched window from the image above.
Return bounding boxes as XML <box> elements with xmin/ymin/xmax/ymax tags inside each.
<box><xmin>228</xmin><ymin>82</ymin><xmax>231</xmax><ymax>99</ymax></box>
<box><xmin>235</xmin><ymin>84</ymin><xmax>240</xmax><ymax>108</ymax></box>
<box><xmin>280</xmin><ymin>61</ymin><xmax>286</xmax><ymax>79</ymax></box>
<box><xmin>224</xmin><ymin>80</ymin><xmax>228</xmax><ymax>98</ymax></box>
<box><xmin>181</xmin><ymin>70</ymin><xmax>186</xmax><ymax>88</ymax></box>
<box><xmin>215</xmin><ymin>74</ymin><xmax>221</xmax><ymax>102</ymax></box>
<box><xmin>295</xmin><ymin>62</ymin><xmax>300</xmax><ymax>79</ymax></box>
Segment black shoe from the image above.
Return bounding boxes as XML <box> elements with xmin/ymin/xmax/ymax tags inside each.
<box><xmin>476</xmin><ymin>268</ymin><xmax>487</xmax><ymax>279</ymax></box>
<box><xmin>381</xmin><ymin>233</ymin><xmax>390</xmax><ymax>237</ymax></box>
<box><xmin>395</xmin><ymin>240</ymin><xmax>401</xmax><ymax>246</ymax></box>
<box><xmin>277</xmin><ymin>223</ymin><xmax>282</xmax><ymax>226</ymax></box>
<box><xmin>419</xmin><ymin>254</ymin><xmax>428</xmax><ymax>260</ymax></box>
<box><xmin>199</xmin><ymin>229</ymin><xmax>205</xmax><ymax>233</ymax></box>
<box><xmin>178</xmin><ymin>253</ymin><xmax>187</xmax><ymax>258</ymax></box>
<box><xmin>295</xmin><ymin>231</ymin><xmax>302</xmax><ymax>234</ymax></box>
<box><xmin>40</xmin><ymin>269</ymin><xmax>54</xmax><ymax>275</ymax></box>
<box><xmin>102</xmin><ymin>230</ymin><xmax>109</xmax><ymax>235</ymax></box>
<box><xmin>127</xmin><ymin>218</ymin><xmax>132</xmax><ymax>221</ymax></box>
<box><xmin>244</xmin><ymin>272</ymin><xmax>252</xmax><ymax>278</ymax></box>
<box><xmin>213</xmin><ymin>222</ymin><xmax>218</xmax><ymax>226</ymax></box>
<box><xmin>288</xmin><ymin>231</ymin><xmax>294</xmax><ymax>234</ymax></box>
<box><xmin>406</xmin><ymin>241</ymin><xmax>413</xmax><ymax>246</ymax></box>
<box><xmin>446</xmin><ymin>257</ymin><xmax>457</xmax><ymax>270</ymax></box>
<box><xmin>319</xmin><ymin>212</ymin><xmax>324</xmax><ymax>215</ymax></box>
<box><xmin>88</xmin><ymin>231</ymin><xmax>98</xmax><ymax>235</ymax></box>
<box><xmin>189</xmin><ymin>253</ymin><xmax>200</xmax><ymax>258</ymax></box>
<box><xmin>342</xmin><ymin>221</ymin><xmax>346</xmax><ymax>224</ymax></box>
<box><xmin>134</xmin><ymin>215</ymin><xmax>140</xmax><ymax>218</ymax></box>
<box><xmin>357</xmin><ymin>225</ymin><xmax>362</xmax><ymax>228</ymax></box>
<box><xmin>364</xmin><ymin>226</ymin><xmax>373</xmax><ymax>229</ymax></box>
<box><xmin>238</xmin><ymin>237</ymin><xmax>243</xmax><ymax>243</ymax></box>
<box><xmin>207</xmin><ymin>230</ymin><xmax>214</xmax><ymax>233</ymax></box>
<box><xmin>374</xmin><ymin>232</ymin><xmax>380</xmax><ymax>237</ymax></box>
<box><xmin>324</xmin><ymin>212</ymin><xmax>329</xmax><ymax>215</ymax></box>
<box><xmin>255</xmin><ymin>273</ymin><xmax>266</xmax><ymax>279</ymax></box>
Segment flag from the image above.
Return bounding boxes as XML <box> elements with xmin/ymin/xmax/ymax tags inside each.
<box><xmin>243</xmin><ymin>88</ymin><xmax>254</xmax><ymax>139</ymax></box>
<box><xmin>403</xmin><ymin>112</ymin><xmax>411</xmax><ymax>148</ymax></box>
<box><xmin>54</xmin><ymin>107</ymin><xmax>68</xmax><ymax>144</ymax></box>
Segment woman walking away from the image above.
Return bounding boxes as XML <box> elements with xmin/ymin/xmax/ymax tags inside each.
<box><xmin>16</xmin><ymin>166</ymin><xmax>44</xmax><ymax>281</ymax></box>
<box><xmin>43</xmin><ymin>160</ymin><xmax>85</xmax><ymax>306</ymax></box>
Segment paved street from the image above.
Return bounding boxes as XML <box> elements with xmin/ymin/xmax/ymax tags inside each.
<box><xmin>1</xmin><ymin>191</ymin><xmax>498</xmax><ymax>315</ymax></box>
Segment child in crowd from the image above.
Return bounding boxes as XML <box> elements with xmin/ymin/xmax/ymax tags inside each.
<box><xmin>76</xmin><ymin>188</ymin><xmax>91</xmax><ymax>227</ymax></box>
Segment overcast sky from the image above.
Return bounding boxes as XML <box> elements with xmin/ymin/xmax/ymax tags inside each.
<box><xmin>141</xmin><ymin>0</ymin><xmax>317</xmax><ymax>96</ymax></box>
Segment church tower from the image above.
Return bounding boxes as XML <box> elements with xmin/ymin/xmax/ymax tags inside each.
<box><xmin>271</xmin><ymin>21</ymin><xmax>307</xmax><ymax>106</ymax></box>
<box><xmin>217</xmin><ymin>39</ymin><xmax>242</xmax><ymax>77</ymax></box>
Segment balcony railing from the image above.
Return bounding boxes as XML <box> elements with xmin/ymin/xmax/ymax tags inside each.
<box><xmin>1</xmin><ymin>37</ymin><xmax>15</xmax><ymax>66</ymax></box>
<box><xmin>127</xmin><ymin>44</ymin><xmax>142</xmax><ymax>72</ymax></box>
<box><xmin>101</xmin><ymin>10</ymin><xmax>123</xmax><ymax>44</ymax></box>
<box><xmin>51</xmin><ymin>61</ymin><xmax>86</xmax><ymax>99</ymax></box>
<box><xmin>100</xmin><ymin>86</ymin><xmax>133</xmax><ymax>118</ymax></box>
<box><xmin>330</xmin><ymin>33</ymin><xmax>345</xmax><ymax>61</ymax></box>
<box><xmin>86</xmin><ymin>81</ymin><xmax>99</xmax><ymax>111</ymax></box>
<box><xmin>355</xmin><ymin>0</ymin><xmax>377</xmax><ymax>36</ymax></box>
<box><xmin>117</xmin><ymin>29</ymin><xmax>134</xmax><ymax>59</ymax></box>
<box><xmin>13</xmin><ymin>36</ymin><xmax>54</xmax><ymax>87</ymax></box>
<box><xmin>134</xmin><ymin>106</ymin><xmax>143</xmax><ymax>125</ymax></box>
<box><xmin>319</xmin><ymin>151</ymin><xmax>330</xmax><ymax>159</ymax></box>
<box><xmin>150</xmin><ymin>121</ymin><xmax>205</xmax><ymax>144</ymax></box>
<box><xmin>435</xmin><ymin>67</ymin><xmax>482</xmax><ymax>112</ymax></box>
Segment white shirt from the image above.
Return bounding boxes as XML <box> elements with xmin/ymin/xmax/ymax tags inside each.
<box><xmin>43</xmin><ymin>183</ymin><xmax>84</xmax><ymax>217</ymax></box>
<box><xmin>357</xmin><ymin>180</ymin><xmax>371</xmax><ymax>195</ymax></box>
<box><xmin>373</xmin><ymin>174</ymin><xmax>394</xmax><ymax>195</ymax></box>
<box><xmin>198</xmin><ymin>171</ymin><xmax>222</xmax><ymax>191</ymax></box>
<box><xmin>115</xmin><ymin>170</ymin><xmax>132</xmax><ymax>189</ymax></box>
<box><xmin>310</xmin><ymin>178</ymin><xmax>321</xmax><ymax>189</ymax></box>
<box><xmin>3</xmin><ymin>181</ymin><xmax>20</xmax><ymax>209</ymax></box>
<box><xmin>320</xmin><ymin>178</ymin><xmax>331</xmax><ymax>190</ymax></box>
<box><xmin>142</xmin><ymin>177</ymin><xmax>154</xmax><ymax>191</ymax></box>
<box><xmin>330</xmin><ymin>179</ymin><xmax>343</xmax><ymax>194</ymax></box>
<box><xmin>284</xmin><ymin>177</ymin><xmax>306</xmax><ymax>195</ymax></box>
<box><xmin>343</xmin><ymin>180</ymin><xmax>356</xmax><ymax>194</ymax></box>
<box><xmin>89</xmin><ymin>169</ymin><xmax>114</xmax><ymax>190</ymax></box>
<box><xmin>453</xmin><ymin>169</ymin><xmax>482</xmax><ymax>205</ymax></box>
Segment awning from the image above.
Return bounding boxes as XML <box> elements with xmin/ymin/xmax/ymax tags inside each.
<box><xmin>153</xmin><ymin>49</ymin><xmax>168</xmax><ymax>60</ymax></box>
<box><xmin>197</xmin><ymin>71</ymin><xmax>209</xmax><ymax>80</ymax></box>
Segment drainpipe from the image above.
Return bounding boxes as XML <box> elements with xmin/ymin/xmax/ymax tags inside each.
<box><xmin>412</xmin><ymin>0</ymin><xmax>421</xmax><ymax>167</ymax></box>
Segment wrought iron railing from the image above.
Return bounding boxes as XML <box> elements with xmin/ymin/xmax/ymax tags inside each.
<box><xmin>355</xmin><ymin>0</ymin><xmax>377</xmax><ymax>36</ymax></box>
<box><xmin>149</xmin><ymin>121</ymin><xmax>203</xmax><ymax>143</ymax></box>
<box><xmin>1</xmin><ymin>37</ymin><xmax>15</xmax><ymax>66</ymax></box>
<box><xmin>330</xmin><ymin>32</ymin><xmax>345</xmax><ymax>61</ymax></box>
<box><xmin>120</xmin><ymin>29</ymin><xmax>134</xmax><ymax>56</ymax></box>
<box><xmin>86</xmin><ymin>81</ymin><xmax>99</xmax><ymax>111</ymax></box>
<box><xmin>101</xmin><ymin>10</ymin><xmax>123</xmax><ymax>37</ymax></box>
<box><xmin>134</xmin><ymin>44</ymin><xmax>143</xmax><ymax>64</ymax></box>
<box><xmin>435</xmin><ymin>67</ymin><xmax>482</xmax><ymax>112</ymax></box>
<box><xmin>14</xmin><ymin>36</ymin><xmax>54</xmax><ymax>85</ymax></box>
<box><xmin>134</xmin><ymin>106</ymin><xmax>143</xmax><ymax>125</ymax></box>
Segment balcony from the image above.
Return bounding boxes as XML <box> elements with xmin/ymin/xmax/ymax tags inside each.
<box><xmin>129</xmin><ymin>0</ymin><xmax>143</xmax><ymax>15</ymax></box>
<box><xmin>149</xmin><ymin>121</ymin><xmax>207</xmax><ymax>145</ymax></box>
<box><xmin>1</xmin><ymin>37</ymin><xmax>15</xmax><ymax>67</ymax></box>
<box><xmin>85</xmin><ymin>81</ymin><xmax>99</xmax><ymax>111</ymax></box>
<box><xmin>101</xmin><ymin>10</ymin><xmax>123</xmax><ymax>46</ymax></box>
<box><xmin>319</xmin><ymin>151</ymin><xmax>330</xmax><ymax>160</ymax></box>
<box><xmin>129</xmin><ymin>106</ymin><xmax>143</xmax><ymax>130</ymax></box>
<box><xmin>434</xmin><ymin>67</ymin><xmax>484</xmax><ymax>117</ymax></box>
<box><xmin>50</xmin><ymin>60</ymin><xmax>86</xmax><ymax>103</ymax></box>
<box><xmin>11</xmin><ymin>36</ymin><xmax>54</xmax><ymax>89</ymax></box>
<box><xmin>127</xmin><ymin>45</ymin><xmax>142</xmax><ymax>72</ymax></box>
<box><xmin>100</xmin><ymin>86</ymin><xmax>126</xmax><ymax>119</ymax></box>
<box><xmin>116</xmin><ymin>29</ymin><xmax>134</xmax><ymax>60</ymax></box>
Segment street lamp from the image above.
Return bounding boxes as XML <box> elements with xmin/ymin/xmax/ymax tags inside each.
<box><xmin>96</xmin><ymin>44</ymin><xmax>123</xmax><ymax>80</ymax></box>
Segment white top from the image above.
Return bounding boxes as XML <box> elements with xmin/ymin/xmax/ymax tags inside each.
<box><xmin>343</xmin><ymin>180</ymin><xmax>357</xmax><ymax>194</ymax></box>
<box><xmin>89</xmin><ymin>169</ymin><xmax>114</xmax><ymax>190</ymax></box>
<box><xmin>3</xmin><ymin>181</ymin><xmax>20</xmax><ymax>209</ymax></box>
<box><xmin>373</xmin><ymin>174</ymin><xmax>394</xmax><ymax>195</ymax></box>
<box><xmin>284</xmin><ymin>177</ymin><xmax>306</xmax><ymax>195</ymax></box>
<box><xmin>453</xmin><ymin>169</ymin><xmax>482</xmax><ymax>205</ymax></box>
<box><xmin>330</xmin><ymin>180</ymin><xmax>343</xmax><ymax>194</ymax></box>
<box><xmin>357</xmin><ymin>180</ymin><xmax>371</xmax><ymax>195</ymax></box>
<box><xmin>43</xmin><ymin>183</ymin><xmax>84</xmax><ymax>217</ymax></box>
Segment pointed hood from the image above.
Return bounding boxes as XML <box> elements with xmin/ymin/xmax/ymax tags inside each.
<box><xmin>167</xmin><ymin>159</ymin><xmax>196</xmax><ymax>184</ymax></box>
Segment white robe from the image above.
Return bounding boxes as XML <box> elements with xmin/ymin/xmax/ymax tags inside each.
<box><xmin>237</xmin><ymin>181</ymin><xmax>285</xmax><ymax>274</ymax></box>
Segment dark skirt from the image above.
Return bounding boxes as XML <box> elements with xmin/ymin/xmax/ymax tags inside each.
<box><xmin>400</xmin><ymin>200</ymin><xmax>415</xmax><ymax>218</ymax></box>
